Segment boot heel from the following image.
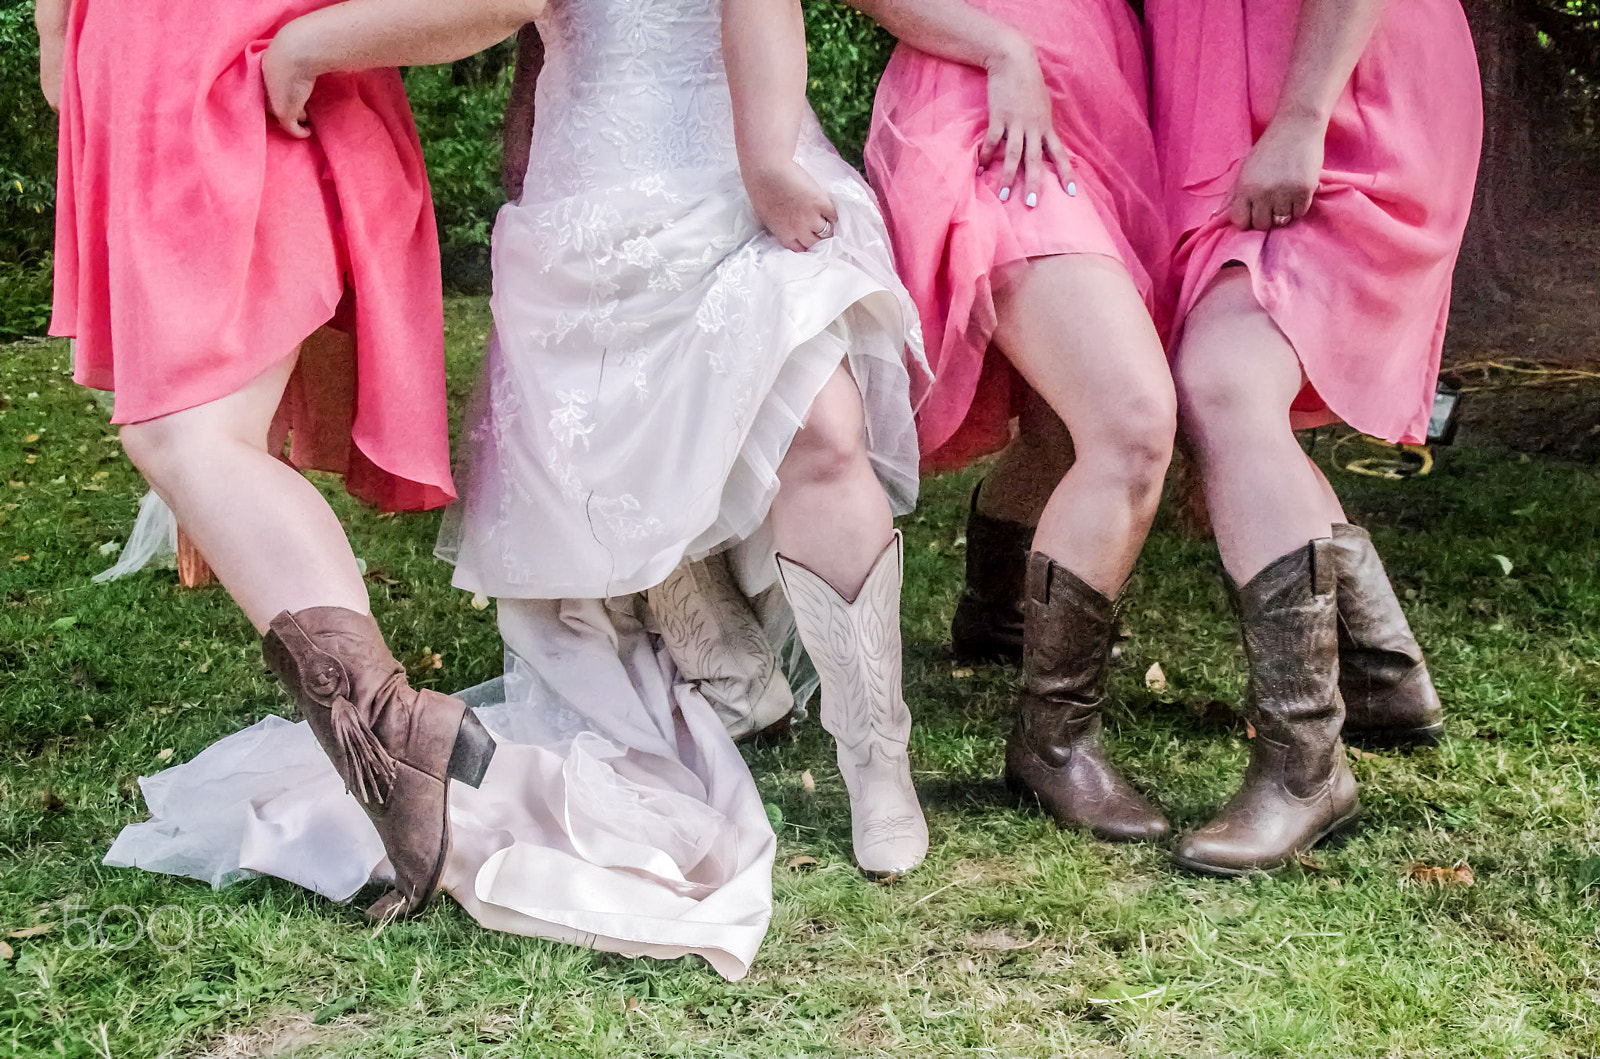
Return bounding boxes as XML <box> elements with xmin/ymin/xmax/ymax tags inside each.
<box><xmin>448</xmin><ymin>709</ymin><xmax>496</xmax><ymax>788</ymax></box>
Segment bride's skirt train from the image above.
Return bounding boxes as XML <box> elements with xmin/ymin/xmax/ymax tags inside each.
<box><xmin>106</xmin><ymin>595</ymin><xmax>776</xmax><ymax>980</ymax></box>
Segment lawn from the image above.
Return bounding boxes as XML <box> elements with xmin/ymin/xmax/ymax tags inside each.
<box><xmin>2</xmin><ymin>297</ymin><xmax>1598</xmax><ymax>1058</ymax></box>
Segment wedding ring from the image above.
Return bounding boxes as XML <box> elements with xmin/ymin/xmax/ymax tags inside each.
<box><xmin>1272</xmin><ymin>211</ymin><xmax>1293</xmax><ymax>227</ymax></box>
<box><xmin>814</xmin><ymin>219</ymin><xmax>834</xmax><ymax>240</ymax></box>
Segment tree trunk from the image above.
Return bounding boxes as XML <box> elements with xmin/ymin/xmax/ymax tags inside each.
<box><xmin>1455</xmin><ymin>0</ymin><xmax>1533</xmax><ymax>310</ymax></box>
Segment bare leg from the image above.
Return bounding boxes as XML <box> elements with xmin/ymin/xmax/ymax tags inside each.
<box><xmin>118</xmin><ymin>349</ymin><xmax>370</xmax><ymax>633</ymax></box>
<box><xmin>975</xmin><ymin>388</ymin><xmax>1073</xmax><ymax>527</ymax></box>
<box><xmin>1172</xmin><ymin>270</ymin><xmax>1345</xmax><ymax>582</ymax></box>
<box><xmin>991</xmin><ymin>254</ymin><xmax>1176</xmax><ymax>595</ymax></box>
<box><xmin>769</xmin><ymin>365</ymin><xmax>896</xmax><ymax>600</ymax></box>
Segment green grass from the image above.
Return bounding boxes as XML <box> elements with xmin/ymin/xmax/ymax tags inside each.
<box><xmin>2</xmin><ymin>297</ymin><xmax>1599</xmax><ymax>1058</ymax></box>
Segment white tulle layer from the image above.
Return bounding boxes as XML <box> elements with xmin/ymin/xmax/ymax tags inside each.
<box><xmin>105</xmin><ymin>596</ymin><xmax>776</xmax><ymax>980</ymax></box>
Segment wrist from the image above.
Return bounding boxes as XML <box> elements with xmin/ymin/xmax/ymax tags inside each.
<box><xmin>270</xmin><ymin>17</ymin><xmax>331</xmax><ymax>79</ymax></box>
<box><xmin>981</xmin><ymin>28</ymin><xmax>1032</xmax><ymax>74</ymax></box>
<box><xmin>1270</xmin><ymin>101</ymin><xmax>1333</xmax><ymax>133</ymax></box>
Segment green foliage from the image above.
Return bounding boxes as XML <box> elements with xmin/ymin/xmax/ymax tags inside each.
<box><xmin>402</xmin><ymin>46</ymin><xmax>515</xmax><ymax>292</ymax></box>
<box><xmin>0</xmin><ymin>0</ymin><xmax>58</xmax><ymax>265</ymax></box>
<box><xmin>0</xmin><ymin>255</ymin><xmax>52</xmax><ymax>342</ymax></box>
<box><xmin>804</xmin><ymin>1</ymin><xmax>895</xmax><ymax>167</ymax></box>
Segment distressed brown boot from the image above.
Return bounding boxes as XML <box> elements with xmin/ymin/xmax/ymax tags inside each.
<box><xmin>1174</xmin><ymin>540</ymin><xmax>1360</xmax><ymax>876</ymax></box>
<box><xmin>263</xmin><ymin>607</ymin><xmax>496</xmax><ymax>920</ymax></box>
<box><xmin>951</xmin><ymin>486</ymin><xmax>1031</xmax><ymax>666</ymax></box>
<box><xmin>1331</xmin><ymin>524</ymin><xmax>1444</xmax><ymax>748</ymax></box>
<box><xmin>1004</xmin><ymin>554</ymin><xmax>1169</xmax><ymax>842</ymax></box>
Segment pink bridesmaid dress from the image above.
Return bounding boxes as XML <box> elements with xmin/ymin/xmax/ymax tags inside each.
<box><xmin>865</xmin><ymin>0</ymin><xmax>1170</xmax><ymax>472</ymax></box>
<box><xmin>50</xmin><ymin>0</ymin><xmax>455</xmax><ymax>511</ymax></box>
<box><xmin>1147</xmin><ymin>0</ymin><xmax>1484</xmax><ymax>444</ymax></box>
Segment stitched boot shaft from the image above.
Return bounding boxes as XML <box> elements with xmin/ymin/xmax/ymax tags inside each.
<box><xmin>1174</xmin><ymin>541</ymin><xmax>1360</xmax><ymax>876</ymax></box>
<box><xmin>262</xmin><ymin>607</ymin><xmax>496</xmax><ymax>920</ymax></box>
<box><xmin>1004</xmin><ymin>554</ymin><xmax>1170</xmax><ymax>842</ymax></box>
<box><xmin>1331</xmin><ymin>524</ymin><xmax>1444</xmax><ymax>747</ymax></box>
<box><xmin>777</xmin><ymin>533</ymin><xmax>928</xmax><ymax>878</ymax></box>
<box><xmin>647</xmin><ymin>551</ymin><xmax>794</xmax><ymax>741</ymax></box>
<box><xmin>950</xmin><ymin>487</ymin><xmax>1031</xmax><ymax>665</ymax></box>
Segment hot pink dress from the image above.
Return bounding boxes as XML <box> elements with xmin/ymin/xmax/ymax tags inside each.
<box><xmin>1147</xmin><ymin>0</ymin><xmax>1484</xmax><ymax>444</ymax></box>
<box><xmin>50</xmin><ymin>0</ymin><xmax>454</xmax><ymax>510</ymax></box>
<box><xmin>865</xmin><ymin>0</ymin><xmax>1170</xmax><ymax>472</ymax></box>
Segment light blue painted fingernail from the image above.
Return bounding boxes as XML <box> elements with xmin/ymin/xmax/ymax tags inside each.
<box><xmin>1025</xmin><ymin>191</ymin><xmax>1038</xmax><ymax>208</ymax></box>
<box><xmin>999</xmin><ymin>186</ymin><xmax>1011</xmax><ymax>202</ymax></box>
<box><xmin>1066</xmin><ymin>181</ymin><xmax>1078</xmax><ymax>197</ymax></box>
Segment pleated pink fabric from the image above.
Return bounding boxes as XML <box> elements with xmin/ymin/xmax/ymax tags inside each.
<box><xmin>864</xmin><ymin>0</ymin><xmax>1169</xmax><ymax>472</ymax></box>
<box><xmin>50</xmin><ymin>0</ymin><xmax>453</xmax><ymax>510</ymax></box>
<box><xmin>1147</xmin><ymin>0</ymin><xmax>1484</xmax><ymax>443</ymax></box>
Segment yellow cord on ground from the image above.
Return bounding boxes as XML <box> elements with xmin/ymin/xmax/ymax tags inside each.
<box><xmin>1332</xmin><ymin>433</ymin><xmax>1435</xmax><ymax>479</ymax></box>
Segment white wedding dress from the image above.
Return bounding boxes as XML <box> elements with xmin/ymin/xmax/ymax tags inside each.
<box><xmin>105</xmin><ymin>0</ymin><xmax>925</xmax><ymax>982</ymax></box>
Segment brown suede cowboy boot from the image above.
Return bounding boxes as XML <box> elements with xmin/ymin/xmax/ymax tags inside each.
<box><xmin>951</xmin><ymin>486</ymin><xmax>1032</xmax><ymax>666</ymax></box>
<box><xmin>1005</xmin><ymin>554</ymin><xmax>1169</xmax><ymax>842</ymax></box>
<box><xmin>263</xmin><ymin>607</ymin><xmax>496</xmax><ymax>920</ymax></box>
<box><xmin>1331</xmin><ymin>524</ymin><xmax>1444</xmax><ymax>747</ymax></box>
<box><xmin>1174</xmin><ymin>540</ymin><xmax>1360</xmax><ymax>875</ymax></box>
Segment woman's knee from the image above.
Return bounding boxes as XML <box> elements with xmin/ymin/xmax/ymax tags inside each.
<box><xmin>785</xmin><ymin>383</ymin><xmax>870</xmax><ymax>486</ymax></box>
<box><xmin>1075</xmin><ymin>385</ymin><xmax>1177</xmax><ymax>492</ymax></box>
<box><xmin>118</xmin><ymin>418</ymin><xmax>186</xmax><ymax>481</ymax></box>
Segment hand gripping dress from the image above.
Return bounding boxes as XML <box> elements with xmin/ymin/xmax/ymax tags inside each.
<box><xmin>107</xmin><ymin>0</ymin><xmax>926</xmax><ymax>981</ymax></box>
<box><xmin>1147</xmin><ymin>0</ymin><xmax>1484</xmax><ymax>444</ymax></box>
<box><xmin>864</xmin><ymin>0</ymin><xmax>1170</xmax><ymax>471</ymax></box>
<box><xmin>49</xmin><ymin>0</ymin><xmax>453</xmax><ymax>510</ymax></box>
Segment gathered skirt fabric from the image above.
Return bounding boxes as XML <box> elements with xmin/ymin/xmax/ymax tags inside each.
<box><xmin>1147</xmin><ymin>0</ymin><xmax>1484</xmax><ymax>443</ymax></box>
<box><xmin>50</xmin><ymin>0</ymin><xmax>453</xmax><ymax>510</ymax></box>
<box><xmin>864</xmin><ymin>0</ymin><xmax>1170</xmax><ymax>471</ymax></box>
<box><xmin>106</xmin><ymin>596</ymin><xmax>777</xmax><ymax>981</ymax></box>
<box><xmin>437</xmin><ymin>119</ymin><xmax>925</xmax><ymax>599</ymax></box>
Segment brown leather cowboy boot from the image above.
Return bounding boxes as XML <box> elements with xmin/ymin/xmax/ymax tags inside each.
<box><xmin>1004</xmin><ymin>554</ymin><xmax>1169</xmax><ymax>842</ymax></box>
<box><xmin>262</xmin><ymin>607</ymin><xmax>496</xmax><ymax>920</ymax></box>
<box><xmin>1331</xmin><ymin>524</ymin><xmax>1444</xmax><ymax>747</ymax></box>
<box><xmin>1173</xmin><ymin>540</ymin><xmax>1360</xmax><ymax>876</ymax></box>
<box><xmin>951</xmin><ymin>486</ymin><xmax>1031</xmax><ymax>665</ymax></box>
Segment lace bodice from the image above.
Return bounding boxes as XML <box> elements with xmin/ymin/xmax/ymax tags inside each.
<box><xmin>524</xmin><ymin>0</ymin><xmax>740</xmax><ymax>202</ymax></box>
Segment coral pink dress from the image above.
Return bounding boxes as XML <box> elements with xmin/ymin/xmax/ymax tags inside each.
<box><xmin>1147</xmin><ymin>0</ymin><xmax>1483</xmax><ymax>444</ymax></box>
<box><xmin>865</xmin><ymin>0</ymin><xmax>1170</xmax><ymax>472</ymax></box>
<box><xmin>50</xmin><ymin>0</ymin><xmax>454</xmax><ymax>510</ymax></box>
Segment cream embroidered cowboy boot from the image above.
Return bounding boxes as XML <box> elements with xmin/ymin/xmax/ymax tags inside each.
<box><xmin>776</xmin><ymin>532</ymin><xmax>928</xmax><ymax>877</ymax></box>
<box><xmin>647</xmin><ymin>550</ymin><xmax>794</xmax><ymax>741</ymax></box>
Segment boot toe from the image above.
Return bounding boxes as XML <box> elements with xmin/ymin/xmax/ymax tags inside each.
<box><xmin>1171</xmin><ymin>831</ymin><xmax>1261</xmax><ymax>877</ymax></box>
<box><xmin>1093</xmin><ymin>807</ymin><xmax>1171</xmax><ymax>844</ymax></box>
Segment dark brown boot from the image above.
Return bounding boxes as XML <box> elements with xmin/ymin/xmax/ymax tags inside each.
<box><xmin>951</xmin><ymin>486</ymin><xmax>1031</xmax><ymax>665</ymax></box>
<box><xmin>1174</xmin><ymin>540</ymin><xmax>1360</xmax><ymax>876</ymax></box>
<box><xmin>1331</xmin><ymin>524</ymin><xmax>1444</xmax><ymax>747</ymax></box>
<box><xmin>1004</xmin><ymin>554</ymin><xmax>1169</xmax><ymax>842</ymax></box>
<box><xmin>263</xmin><ymin>607</ymin><xmax>496</xmax><ymax>920</ymax></box>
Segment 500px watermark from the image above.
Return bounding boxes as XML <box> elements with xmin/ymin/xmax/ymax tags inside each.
<box><xmin>58</xmin><ymin>902</ymin><xmax>246</xmax><ymax>951</ymax></box>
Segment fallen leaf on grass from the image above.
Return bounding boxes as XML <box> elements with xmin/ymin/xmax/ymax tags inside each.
<box><xmin>0</xmin><ymin>941</ymin><xmax>12</xmax><ymax>961</ymax></box>
<box><xmin>1297</xmin><ymin>855</ymin><xmax>1323</xmax><ymax>872</ymax></box>
<box><xmin>625</xmin><ymin>997</ymin><xmax>640</xmax><ymax>1012</ymax></box>
<box><xmin>1405</xmin><ymin>862</ymin><xmax>1474</xmax><ymax>887</ymax></box>
<box><xmin>1348</xmin><ymin>745</ymin><xmax>1380</xmax><ymax>761</ymax></box>
<box><xmin>787</xmin><ymin>856</ymin><xmax>819</xmax><ymax>872</ymax></box>
<box><xmin>1245</xmin><ymin>720</ymin><xmax>1257</xmax><ymax>740</ymax></box>
<box><xmin>800</xmin><ymin>769</ymin><xmax>815</xmax><ymax>794</ymax></box>
<box><xmin>1492</xmin><ymin>554</ymin><xmax>1514</xmax><ymax>576</ymax></box>
<box><xmin>39</xmin><ymin>788</ymin><xmax>64</xmax><ymax>811</ymax></box>
<box><xmin>1144</xmin><ymin>663</ymin><xmax>1168</xmax><ymax>693</ymax></box>
<box><xmin>955</xmin><ymin>957</ymin><xmax>977</xmax><ymax>975</ymax></box>
<box><xmin>312</xmin><ymin>997</ymin><xmax>359</xmax><ymax>1025</ymax></box>
<box><xmin>471</xmin><ymin>593</ymin><xmax>491</xmax><ymax>610</ymax></box>
<box><xmin>7</xmin><ymin>924</ymin><xmax>54</xmax><ymax>939</ymax></box>
<box><xmin>156</xmin><ymin>747</ymin><xmax>174</xmax><ymax>761</ymax></box>
<box><xmin>96</xmin><ymin>540</ymin><xmax>120</xmax><ymax>556</ymax></box>
<box><xmin>950</xmin><ymin>667</ymin><xmax>974</xmax><ymax>679</ymax></box>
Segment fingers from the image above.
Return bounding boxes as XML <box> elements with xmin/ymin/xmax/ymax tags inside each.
<box><xmin>1021</xmin><ymin>130</ymin><xmax>1043</xmax><ymax>208</ymax></box>
<box><xmin>979</xmin><ymin>119</ymin><xmax>1004</xmax><ymax>172</ymax></box>
<box><xmin>273</xmin><ymin>102</ymin><xmax>311</xmax><ymax>139</ymax></box>
<box><xmin>1227</xmin><ymin>186</ymin><xmax>1253</xmax><ymax>231</ymax></box>
<box><xmin>997</xmin><ymin>125</ymin><xmax>1023</xmax><ymax>203</ymax></box>
<box><xmin>1043</xmin><ymin>132</ymin><xmax>1077</xmax><ymax>196</ymax></box>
